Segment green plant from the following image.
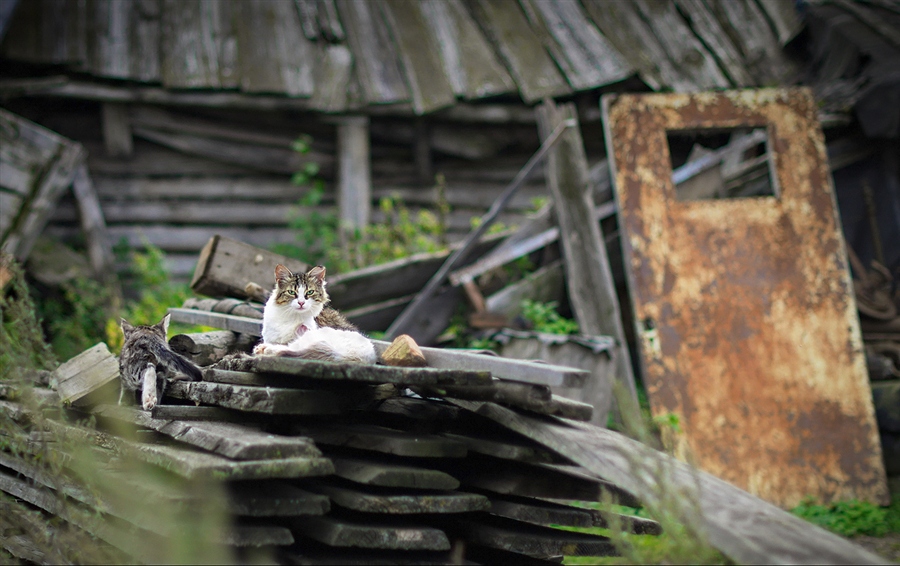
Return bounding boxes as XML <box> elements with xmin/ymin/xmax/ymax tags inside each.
<box><xmin>520</xmin><ymin>299</ymin><xmax>580</xmax><ymax>335</ymax></box>
<box><xmin>791</xmin><ymin>497</ymin><xmax>891</xmax><ymax>537</ymax></box>
<box><xmin>0</xmin><ymin>260</ymin><xmax>57</xmax><ymax>380</ymax></box>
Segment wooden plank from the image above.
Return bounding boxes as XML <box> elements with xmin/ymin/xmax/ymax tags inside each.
<box><xmin>537</xmin><ymin>99</ymin><xmax>637</xmax><ymax>404</ymax></box>
<box><xmin>467</xmin><ymin>0</ymin><xmax>570</xmax><ymax>103</ymax></box>
<box><xmin>441</xmin><ymin>432</ymin><xmax>554</xmax><ymax>464</ymax></box>
<box><xmin>484</xmin><ymin>260</ymin><xmax>566</xmax><ymax>319</ymax></box>
<box><xmin>292</xmin><ymin>423</ymin><xmax>467</xmax><ymax>458</ymax></box>
<box><xmin>329</xmin><ymin>456</ymin><xmax>460</xmax><ymax>490</ymax></box>
<box><xmin>166</xmin><ymin>381</ymin><xmax>358</xmax><ymax>415</ymax></box>
<box><xmin>54</xmin><ymin>342</ymin><xmax>119</xmax><ymax>406</ymax></box>
<box><xmin>413</xmin><ymin>0</ymin><xmax>517</xmax><ymax>100</ymax></box>
<box><xmin>100</xmin><ymin>102</ymin><xmax>133</xmax><ymax>156</ymax></box>
<box><xmin>482</xmin><ymin>491</ymin><xmax>662</xmax><ymax>535</ymax></box>
<box><xmin>450</xmin><ymin>400</ymin><xmax>888</xmax><ymax>565</ymax></box>
<box><xmin>371</xmin><ymin>340</ymin><xmax>589</xmax><ymax>388</ymax></box>
<box><xmin>632</xmin><ymin>0</ymin><xmax>730</xmax><ymax>89</ymax></box>
<box><xmin>70</xmin><ymin>164</ymin><xmax>117</xmax><ymax>285</ymax></box>
<box><xmin>217</xmin><ymin>353</ymin><xmax>491</xmax><ymax>387</ymax></box>
<box><xmin>674</xmin><ymin>0</ymin><xmax>754</xmax><ymax>87</ymax></box>
<box><xmin>293</xmin><ymin>515</ymin><xmax>450</xmax><ymax>551</ymax></box>
<box><xmin>380</xmin><ymin>0</ymin><xmax>456</xmax><ymax>115</ymax></box>
<box><xmin>452</xmin><ymin>455</ymin><xmax>639</xmax><ymax>506</ymax></box>
<box><xmin>87</xmin><ymin>140</ymin><xmax>260</xmax><ymax>176</ymax></box>
<box><xmin>160</xmin><ymin>0</ymin><xmax>236</xmax><ymax>89</ymax></box>
<box><xmin>308</xmin><ymin>44</ymin><xmax>353</xmax><ymax>112</ymax></box>
<box><xmin>581</xmin><ymin>0</ymin><xmax>692</xmax><ymax>91</ymax></box>
<box><xmin>304</xmin><ymin>481</ymin><xmax>489</xmax><ymax>514</ymax></box>
<box><xmin>190</xmin><ymin>234</ymin><xmax>309</xmax><ymax>299</ymax></box>
<box><xmin>452</xmin><ymin>513</ymin><xmax>615</xmax><ymax>557</ymax></box>
<box><xmin>521</xmin><ymin>0</ymin><xmax>632</xmax><ymax>90</ymax></box>
<box><xmin>91</xmin><ymin>403</ymin><xmax>322</xmax><ymax>460</ymax></box>
<box><xmin>227</xmin><ymin>481</ymin><xmax>330</xmax><ymax>517</ymax></box>
<box><xmin>235</xmin><ymin>0</ymin><xmax>317</xmax><ymax>96</ymax></box>
<box><xmin>92</xmin><ymin>175</ymin><xmax>298</xmax><ymax>201</ymax></box>
<box><xmin>335</xmin><ymin>0</ymin><xmax>409</xmax><ymax>105</ymax></box>
<box><xmin>336</xmin><ymin>116</ymin><xmax>371</xmax><ymax>232</ymax></box>
<box><xmin>149</xmin><ymin>404</ymin><xmax>243</xmax><ymax>422</ymax></box>
<box><xmin>706</xmin><ymin>0</ymin><xmax>797</xmax><ymax>85</ymax></box>
<box><xmin>168</xmin><ymin>308</ymin><xmax>263</xmax><ymax>335</ymax></box>
<box><xmin>168</xmin><ymin>330</ymin><xmax>248</xmax><ymax>366</ymax></box>
<box><xmin>132</xmin><ymin>126</ymin><xmax>328</xmax><ymax>175</ymax></box>
<box><xmin>433</xmin><ymin>387</ymin><xmax>594</xmax><ymax>422</ymax></box>
<box><xmin>756</xmin><ymin>0</ymin><xmax>802</xmax><ymax>45</ymax></box>
<box><xmin>89</xmin><ymin>0</ymin><xmax>160</xmax><ymax>81</ymax></box>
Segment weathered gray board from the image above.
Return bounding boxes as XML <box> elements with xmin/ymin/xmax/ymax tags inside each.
<box><xmin>537</xmin><ymin>99</ymin><xmax>637</xmax><ymax>407</ymax></box>
<box><xmin>53</xmin><ymin>342</ymin><xmax>119</xmax><ymax>406</ymax></box>
<box><xmin>450</xmin><ymin>400</ymin><xmax>887</xmax><ymax>565</ymax></box>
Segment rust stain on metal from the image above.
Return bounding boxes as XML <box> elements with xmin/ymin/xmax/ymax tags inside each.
<box><xmin>602</xmin><ymin>88</ymin><xmax>888</xmax><ymax>508</ymax></box>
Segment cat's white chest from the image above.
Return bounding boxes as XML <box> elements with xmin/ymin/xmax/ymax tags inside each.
<box><xmin>261</xmin><ymin>300</ymin><xmax>320</xmax><ymax>345</ymax></box>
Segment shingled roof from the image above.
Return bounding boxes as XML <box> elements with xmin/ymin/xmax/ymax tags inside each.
<box><xmin>0</xmin><ymin>0</ymin><xmax>802</xmax><ymax>114</ymax></box>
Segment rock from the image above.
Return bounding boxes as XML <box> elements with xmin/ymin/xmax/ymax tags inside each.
<box><xmin>380</xmin><ymin>335</ymin><xmax>427</xmax><ymax>368</ymax></box>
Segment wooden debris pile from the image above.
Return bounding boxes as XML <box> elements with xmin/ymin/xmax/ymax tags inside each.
<box><xmin>1</xmin><ymin>327</ymin><xmax>657</xmax><ymax>563</ymax></box>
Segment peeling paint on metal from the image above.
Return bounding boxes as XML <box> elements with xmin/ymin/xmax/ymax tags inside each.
<box><xmin>602</xmin><ymin>88</ymin><xmax>889</xmax><ymax>508</ymax></box>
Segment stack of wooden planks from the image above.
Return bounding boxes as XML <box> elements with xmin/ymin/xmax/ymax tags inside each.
<box><xmin>0</xmin><ymin>333</ymin><xmax>655</xmax><ymax>564</ymax></box>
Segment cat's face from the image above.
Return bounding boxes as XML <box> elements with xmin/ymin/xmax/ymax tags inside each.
<box><xmin>272</xmin><ymin>264</ymin><xmax>329</xmax><ymax>316</ymax></box>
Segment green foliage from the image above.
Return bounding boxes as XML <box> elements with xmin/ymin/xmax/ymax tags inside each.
<box><xmin>0</xmin><ymin>261</ymin><xmax>57</xmax><ymax>379</ymax></box>
<box><xmin>791</xmin><ymin>497</ymin><xmax>892</xmax><ymax>537</ymax></box>
<box><xmin>520</xmin><ymin>299</ymin><xmax>579</xmax><ymax>335</ymax></box>
<box><xmin>440</xmin><ymin>309</ymin><xmax>500</xmax><ymax>352</ymax></box>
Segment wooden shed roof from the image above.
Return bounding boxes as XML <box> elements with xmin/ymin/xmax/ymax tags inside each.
<box><xmin>0</xmin><ymin>0</ymin><xmax>802</xmax><ymax>114</ymax></box>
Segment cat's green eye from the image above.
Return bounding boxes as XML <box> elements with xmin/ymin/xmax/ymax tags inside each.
<box><xmin>285</xmin><ymin>290</ymin><xmax>296</xmax><ymax>297</ymax></box>
<box><xmin>305</xmin><ymin>290</ymin><xmax>314</xmax><ymax>298</ymax></box>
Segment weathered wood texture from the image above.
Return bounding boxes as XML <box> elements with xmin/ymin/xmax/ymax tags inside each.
<box><xmin>450</xmin><ymin>400</ymin><xmax>888</xmax><ymax>565</ymax></box>
<box><xmin>329</xmin><ymin>456</ymin><xmax>460</xmax><ymax>490</ymax></box>
<box><xmin>166</xmin><ymin>381</ymin><xmax>361</xmax><ymax>415</ymax></box>
<box><xmin>304</xmin><ymin>481</ymin><xmax>489</xmax><ymax>514</ymax></box>
<box><xmin>451</xmin><ymin>513</ymin><xmax>616</xmax><ymax>557</ymax></box>
<box><xmin>53</xmin><ymin>342</ymin><xmax>119</xmax><ymax>406</ymax></box>
<box><xmin>537</xmin><ymin>99</ymin><xmax>637</xmax><ymax>406</ymax></box>
<box><xmin>293</xmin><ymin>515</ymin><xmax>450</xmax><ymax>551</ymax></box>
<box><xmin>292</xmin><ymin>423</ymin><xmax>467</xmax><ymax>458</ymax></box>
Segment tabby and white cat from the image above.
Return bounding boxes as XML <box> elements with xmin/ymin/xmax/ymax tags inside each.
<box><xmin>253</xmin><ymin>264</ymin><xmax>376</xmax><ymax>364</ymax></box>
<box><xmin>119</xmin><ymin>314</ymin><xmax>202</xmax><ymax>410</ymax></box>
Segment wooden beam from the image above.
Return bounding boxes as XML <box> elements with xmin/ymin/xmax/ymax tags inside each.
<box><xmin>100</xmin><ymin>102</ymin><xmax>133</xmax><ymax>157</ymax></box>
<box><xmin>537</xmin><ymin>99</ymin><xmax>638</xmax><ymax>405</ymax></box>
<box><xmin>336</xmin><ymin>115</ymin><xmax>372</xmax><ymax>233</ymax></box>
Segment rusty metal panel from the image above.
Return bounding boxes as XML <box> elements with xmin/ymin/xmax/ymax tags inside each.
<box><xmin>602</xmin><ymin>89</ymin><xmax>889</xmax><ymax>508</ymax></box>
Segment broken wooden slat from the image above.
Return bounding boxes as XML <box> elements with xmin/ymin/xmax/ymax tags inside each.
<box><xmin>54</xmin><ymin>342</ymin><xmax>119</xmax><ymax>407</ymax></box>
<box><xmin>227</xmin><ymin>481</ymin><xmax>330</xmax><ymax>517</ymax></box>
<box><xmin>166</xmin><ymin>381</ymin><xmax>359</xmax><ymax>415</ymax></box>
<box><xmin>190</xmin><ymin>235</ymin><xmax>308</xmax><ymax>300</ymax></box>
<box><xmin>450</xmin><ymin>513</ymin><xmax>615</xmax><ymax>558</ymax></box>
<box><xmin>91</xmin><ymin>403</ymin><xmax>322</xmax><ymax>460</ymax></box>
<box><xmin>292</xmin><ymin>423</ymin><xmax>467</xmax><ymax>458</ymax></box>
<box><xmin>169</xmin><ymin>330</ymin><xmax>249</xmax><ymax>366</ymax></box>
<box><xmin>329</xmin><ymin>456</ymin><xmax>459</xmax><ymax>490</ymax></box>
<box><xmin>538</xmin><ymin>99</ymin><xmax>637</xmax><ymax>405</ymax></box>
<box><xmin>304</xmin><ymin>480</ymin><xmax>489</xmax><ymax>514</ymax></box>
<box><xmin>293</xmin><ymin>515</ymin><xmax>450</xmax><ymax>551</ymax></box>
<box><xmin>450</xmin><ymin>399</ymin><xmax>887</xmax><ymax>565</ymax></box>
<box><xmin>216</xmin><ymin>354</ymin><xmax>492</xmax><ymax>387</ymax></box>
<box><xmin>371</xmin><ymin>340</ymin><xmax>589</xmax><ymax>388</ymax></box>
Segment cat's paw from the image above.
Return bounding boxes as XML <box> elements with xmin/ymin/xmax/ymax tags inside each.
<box><xmin>253</xmin><ymin>343</ymin><xmax>268</xmax><ymax>355</ymax></box>
<box><xmin>142</xmin><ymin>388</ymin><xmax>158</xmax><ymax>411</ymax></box>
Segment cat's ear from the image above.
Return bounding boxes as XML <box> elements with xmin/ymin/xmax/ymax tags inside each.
<box><xmin>120</xmin><ymin>318</ymin><xmax>133</xmax><ymax>334</ymax></box>
<box><xmin>274</xmin><ymin>264</ymin><xmax>292</xmax><ymax>283</ymax></box>
<box><xmin>308</xmin><ymin>265</ymin><xmax>326</xmax><ymax>284</ymax></box>
<box><xmin>157</xmin><ymin>313</ymin><xmax>171</xmax><ymax>335</ymax></box>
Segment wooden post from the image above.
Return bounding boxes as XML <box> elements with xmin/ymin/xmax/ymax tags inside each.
<box><xmin>101</xmin><ymin>102</ymin><xmax>133</xmax><ymax>157</ymax></box>
<box><xmin>336</xmin><ymin>116</ymin><xmax>371</xmax><ymax>235</ymax></box>
<box><xmin>536</xmin><ymin>99</ymin><xmax>638</xmax><ymax>405</ymax></box>
<box><xmin>414</xmin><ymin>118</ymin><xmax>432</xmax><ymax>185</ymax></box>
